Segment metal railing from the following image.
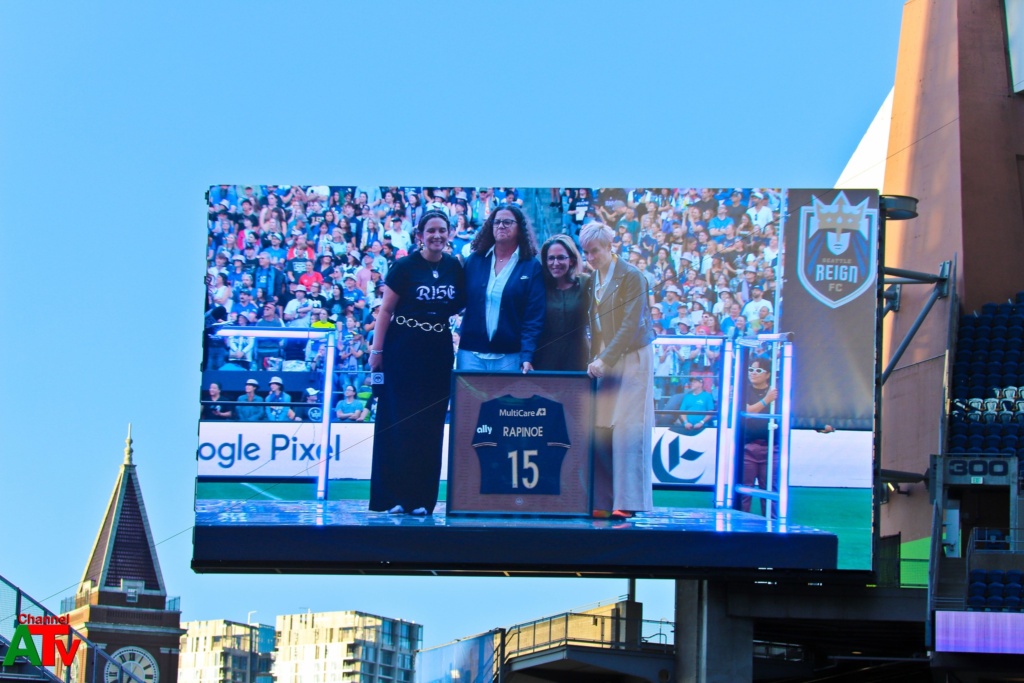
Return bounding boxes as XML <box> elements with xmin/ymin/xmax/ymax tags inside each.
<box><xmin>967</xmin><ymin>526</ymin><xmax>1024</xmax><ymax>554</ymax></box>
<box><xmin>1</xmin><ymin>574</ymin><xmax>147</xmax><ymax>683</ymax></box>
<box><xmin>503</xmin><ymin>612</ymin><xmax>673</xmax><ymax>659</ymax></box>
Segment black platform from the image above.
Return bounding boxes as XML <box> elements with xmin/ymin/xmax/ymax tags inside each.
<box><xmin>192</xmin><ymin>500</ymin><xmax>838</xmax><ymax>577</ymax></box>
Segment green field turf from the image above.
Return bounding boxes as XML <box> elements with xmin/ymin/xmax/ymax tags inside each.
<box><xmin>197</xmin><ymin>481</ymin><xmax>873</xmax><ymax>570</ymax></box>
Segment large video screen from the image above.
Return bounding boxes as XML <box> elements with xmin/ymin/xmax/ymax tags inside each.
<box><xmin>193</xmin><ymin>185</ymin><xmax>877</xmax><ymax>576</ymax></box>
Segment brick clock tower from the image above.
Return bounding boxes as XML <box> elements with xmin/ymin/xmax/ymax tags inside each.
<box><xmin>61</xmin><ymin>427</ymin><xmax>184</xmax><ymax>683</ymax></box>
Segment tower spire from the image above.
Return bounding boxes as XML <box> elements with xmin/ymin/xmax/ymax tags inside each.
<box><xmin>124</xmin><ymin>423</ymin><xmax>133</xmax><ymax>465</ymax></box>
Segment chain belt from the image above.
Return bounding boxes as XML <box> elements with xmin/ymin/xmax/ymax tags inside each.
<box><xmin>394</xmin><ymin>315</ymin><xmax>449</xmax><ymax>333</ymax></box>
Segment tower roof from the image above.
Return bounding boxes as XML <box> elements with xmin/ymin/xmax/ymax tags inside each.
<box><xmin>79</xmin><ymin>425</ymin><xmax>167</xmax><ymax>596</ymax></box>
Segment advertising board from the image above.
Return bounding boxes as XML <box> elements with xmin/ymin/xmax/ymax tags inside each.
<box><xmin>193</xmin><ymin>185</ymin><xmax>877</xmax><ymax>576</ymax></box>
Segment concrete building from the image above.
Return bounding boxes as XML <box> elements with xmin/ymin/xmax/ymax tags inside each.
<box><xmin>274</xmin><ymin>612</ymin><xmax>420</xmax><ymax>683</ymax></box>
<box><xmin>179</xmin><ymin>620</ymin><xmax>274</xmax><ymax>683</ymax></box>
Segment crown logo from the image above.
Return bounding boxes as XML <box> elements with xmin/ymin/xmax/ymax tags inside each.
<box><xmin>813</xmin><ymin>193</ymin><xmax>867</xmax><ymax>238</ymax></box>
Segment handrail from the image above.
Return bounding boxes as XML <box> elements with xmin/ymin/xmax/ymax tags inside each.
<box><xmin>927</xmin><ymin>499</ymin><xmax>945</xmax><ymax>614</ymax></box>
<box><xmin>502</xmin><ymin>611</ymin><xmax>672</xmax><ymax>659</ymax></box>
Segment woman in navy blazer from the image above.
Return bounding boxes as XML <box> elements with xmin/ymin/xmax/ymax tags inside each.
<box><xmin>458</xmin><ymin>204</ymin><xmax>546</xmax><ymax>373</ymax></box>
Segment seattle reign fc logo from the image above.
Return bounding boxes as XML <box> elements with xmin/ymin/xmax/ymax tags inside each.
<box><xmin>797</xmin><ymin>191</ymin><xmax>877</xmax><ymax>309</ymax></box>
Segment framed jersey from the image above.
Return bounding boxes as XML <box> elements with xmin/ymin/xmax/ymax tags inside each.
<box><xmin>447</xmin><ymin>372</ymin><xmax>595</xmax><ymax>515</ymax></box>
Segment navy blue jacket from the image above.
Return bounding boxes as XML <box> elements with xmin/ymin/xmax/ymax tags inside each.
<box><xmin>460</xmin><ymin>252</ymin><xmax>546</xmax><ymax>365</ymax></box>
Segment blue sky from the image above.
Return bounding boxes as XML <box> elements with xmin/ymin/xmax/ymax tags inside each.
<box><xmin>0</xmin><ymin>1</ymin><xmax>902</xmax><ymax>647</ymax></box>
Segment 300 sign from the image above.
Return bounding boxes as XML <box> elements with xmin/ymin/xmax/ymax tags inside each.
<box><xmin>947</xmin><ymin>459</ymin><xmax>1010</xmax><ymax>477</ymax></box>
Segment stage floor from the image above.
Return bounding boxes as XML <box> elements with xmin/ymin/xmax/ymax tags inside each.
<box><xmin>193</xmin><ymin>499</ymin><xmax>839</xmax><ymax>576</ymax></box>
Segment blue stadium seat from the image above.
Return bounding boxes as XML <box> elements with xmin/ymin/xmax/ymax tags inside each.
<box><xmin>988</xmin><ymin>570</ymin><xmax>1006</xmax><ymax>584</ymax></box>
<box><xmin>967</xmin><ymin>423</ymin><xmax>985</xmax><ymax>436</ymax></box>
<box><xmin>968</xmin><ymin>595</ymin><xmax>987</xmax><ymax>610</ymax></box>
<box><xmin>987</xmin><ymin>595</ymin><xmax>1005</xmax><ymax>609</ymax></box>
<box><xmin>984</xmin><ymin>423</ymin><xmax>1003</xmax><ymax>436</ymax></box>
<box><xmin>968</xmin><ymin>581</ymin><xmax>988</xmax><ymax>597</ymax></box>
<box><xmin>1004</xmin><ymin>583</ymin><xmax>1022</xmax><ymax>599</ymax></box>
<box><xmin>1006</xmin><ymin>349</ymin><xmax>1021</xmax><ymax>363</ymax></box>
<box><xmin>950</xmin><ymin>434</ymin><xmax>968</xmax><ymax>448</ymax></box>
<box><xmin>983</xmin><ymin>446</ymin><xmax>1002</xmax><ymax>455</ymax></box>
<box><xmin>968</xmin><ymin>434</ymin><xmax>986</xmax><ymax>449</ymax></box>
<box><xmin>975</xmin><ymin>337</ymin><xmax>991</xmax><ymax>352</ymax></box>
<box><xmin>991</xmin><ymin>350</ymin><xmax>1008</xmax><ymax>364</ymax></box>
<box><xmin>985</xmin><ymin>435</ymin><xmax>1002</xmax><ymax>449</ymax></box>
<box><xmin>1004</xmin><ymin>596</ymin><xmax>1022</xmax><ymax>610</ymax></box>
<box><xmin>994</xmin><ymin>326</ymin><xmax>1010</xmax><ymax>339</ymax></box>
<box><xmin>992</xmin><ymin>339</ymin><xmax>1007</xmax><ymax>352</ymax></box>
<box><xmin>967</xmin><ymin>446</ymin><xmax>985</xmax><ymax>455</ymax></box>
<box><xmin>1002</xmin><ymin>435</ymin><xmax>1019</xmax><ymax>449</ymax></box>
<box><xmin>961</xmin><ymin>314</ymin><xmax>979</xmax><ymax>328</ymax></box>
<box><xmin>1006</xmin><ymin>569</ymin><xmax>1023</xmax><ymax>584</ymax></box>
<box><xmin>997</xmin><ymin>303</ymin><xmax>1014</xmax><ymax>315</ymax></box>
<box><xmin>982</xmin><ymin>303</ymin><xmax>1000</xmax><ymax>315</ymax></box>
<box><xmin>1001</xmin><ymin>447</ymin><xmax>1017</xmax><ymax>457</ymax></box>
<box><xmin>951</xmin><ymin>422</ymin><xmax>968</xmax><ymax>437</ymax></box>
<box><xmin>1009</xmin><ymin>338</ymin><xmax>1023</xmax><ymax>352</ymax></box>
<box><xmin>969</xmin><ymin>568</ymin><xmax>987</xmax><ymax>583</ymax></box>
<box><xmin>969</xmin><ymin>385</ymin><xmax>987</xmax><ymax>399</ymax></box>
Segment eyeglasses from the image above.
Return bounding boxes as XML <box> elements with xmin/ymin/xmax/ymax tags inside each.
<box><xmin>493</xmin><ymin>219</ymin><xmax>517</xmax><ymax>228</ymax></box>
<box><xmin>747</xmin><ymin>367</ymin><xmax>768</xmax><ymax>375</ymax></box>
<box><xmin>546</xmin><ymin>255</ymin><xmax>570</xmax><ymax>262</ymax></box>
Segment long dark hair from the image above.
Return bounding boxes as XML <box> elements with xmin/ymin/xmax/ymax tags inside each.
<box><xmin>416</xmin><ymin>209</ymin><xmax>451</xmax><ymax>234</ymax></box>
<box><xmin>471</xmin><ymin>204</ymin><xmax>539</xmax><ymax>259</ymax></box>
<box><xmin>540</xmin><ymin>234</ymin><xmax>582</xmax><ymax>288</ymax></box>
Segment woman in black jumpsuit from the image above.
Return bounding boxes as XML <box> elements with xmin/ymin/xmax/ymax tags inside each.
<box><xmin>368</xmin><ymin>210</ymin><xmax>465</xmax><ymax>514</ymax></box>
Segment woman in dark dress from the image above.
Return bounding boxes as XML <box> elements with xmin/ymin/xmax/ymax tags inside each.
<box><xmin>534</xmin><ymin>234</ymin><xmax>591</xmax><ymax>371</ymax></box>
<box><xmin>367</xmin><ymin>210</ymin><xmax>465</xmax><ymax>514</ymax></box>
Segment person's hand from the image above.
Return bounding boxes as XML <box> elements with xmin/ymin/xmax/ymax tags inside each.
<box><xmin>587</xmin><ymin>358</ymin><xmax>606</xmax><ymax>379</ymax></box>
<box><xmin>369</xmin><ymin>352</ymin><xmax>382</xmax><ymax>371</ymax></box>
<box><xmin>765</xmin><ymin>387</ymin><xmax>778</xmax><ymax>404</ymax></box>
<box><xmin>521</xmin><ymin>362</ymin><xmax>534</xmax><ymax>374</ymax></box>
<box><xmin>818</xmin><ymin>424</ymin><xmax>835</xmax><ymax>434</ymax></box>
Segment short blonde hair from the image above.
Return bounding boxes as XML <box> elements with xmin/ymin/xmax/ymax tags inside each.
<box><xmin>578</xmin><ymin>223</ymin><xmax>614</xmax><ymax>250</ymax></box>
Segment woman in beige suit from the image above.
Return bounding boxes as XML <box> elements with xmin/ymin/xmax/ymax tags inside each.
<box><xmin>580</xmin><ymin>223</ymin><xmax>657</xmax><ymax>519</ymax></box>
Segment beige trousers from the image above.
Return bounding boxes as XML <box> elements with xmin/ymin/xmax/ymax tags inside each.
<box><xmin>593</xmin><ymin>345</ymin><xmax>654</xmax><ymax>512</ymax></box>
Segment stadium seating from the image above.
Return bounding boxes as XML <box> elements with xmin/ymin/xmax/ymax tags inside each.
<box><xmin>950</xmin><ymin>307</ymin><xmax>1024</xmax><ymax>459</ymax></box>
<box><xmin>965</xmin><ymin>566</ymin><xmax>1024</xmax><ymax>611</ymax></box>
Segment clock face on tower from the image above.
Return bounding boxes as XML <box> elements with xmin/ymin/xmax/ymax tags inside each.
<box><xmin>104</xmin><ymin>647</ymin><xmax>159</xmax><ymax>683</ymax></box>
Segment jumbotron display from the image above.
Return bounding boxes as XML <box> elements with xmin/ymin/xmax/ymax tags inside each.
<box><xmin>193</xmin><ymin>185</ymin><xmax>878</xmax><ymax>576</ymax></box>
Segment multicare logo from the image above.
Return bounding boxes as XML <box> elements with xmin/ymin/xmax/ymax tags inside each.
<box><xmin>796</xmin><ymin>192</ymin><xmax>877</xmax><ymax>309</ymax></box>
<box><xmin>2</xmin><ymin>615</ymin><xmax>81</xmax><ymax>666</ymax></box>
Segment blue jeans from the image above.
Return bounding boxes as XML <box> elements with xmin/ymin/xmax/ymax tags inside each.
<box><xmin>457</xmin><ymin>349</ymin><xmax>521</xmax><ymax>373</ymax></box>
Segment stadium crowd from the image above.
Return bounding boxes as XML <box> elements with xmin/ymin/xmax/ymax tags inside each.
<box><xmin>201</xmin><ymin>185</ymin><xmax>783</xmax><ymax>424</ymax></box>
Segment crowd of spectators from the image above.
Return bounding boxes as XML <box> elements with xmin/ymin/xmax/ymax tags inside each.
<box><xmin>557</xmin><ymin>187</ymin><xmax>784</xmax><ymax>415</ymax></box>
<box><xmin>201</xmin><ymin>185</ymin><xmax>784</xmax><ymax>425</ymax></box>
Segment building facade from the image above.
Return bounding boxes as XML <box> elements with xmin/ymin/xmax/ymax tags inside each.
<box><xmin>274</xmin><ymin>612</ymin><xmax>420</xmax><ymax>683</ymax></box>
<box><xmin>179</xmin><ymin>620</ymin><xmax>274</xmax><ymax>683</ymax></box>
